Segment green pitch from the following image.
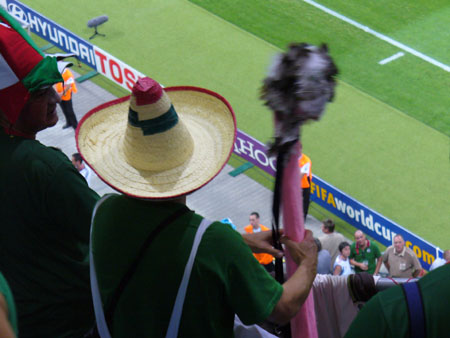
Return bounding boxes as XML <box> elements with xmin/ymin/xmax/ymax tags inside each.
<box><xmin>23</xmin><ymin>0</ymin><xmax>449</xmax><ymax>248</ymax></box>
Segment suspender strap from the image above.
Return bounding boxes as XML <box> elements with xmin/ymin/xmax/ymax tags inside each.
<box><xmin>90</xmin><ymin>195</ymin><xmax>114</xmax><ymax>338</ymax></box>
<box><xmin>90</xmin><ymin>196</ymin><xmax>190</xmax><ymax>338</ymax></box>
<box><xmin>105</xmin><ymin>206</ymin><xmax>190</xmax><ymax>327</ymax></box>
<box><xmin>401</xmin><ymin>282</ymin><xmax>426</xmax><ymax>338</ymax></box>
<box><xmin>165</xmin><ymin>218</ymin><xmax>213</xmax><ymax>338</ymax></box>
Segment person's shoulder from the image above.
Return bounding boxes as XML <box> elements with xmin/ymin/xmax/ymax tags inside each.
<box><xmin>423</xmin><ymin>262</ymin><xmax>450</xmax><ymax>280</ymax></box>
<box><xmin>320</xmin><ymin>249</ymin><xmax>331</xmax><ymax>259</ymax></box>
<box><xmin>208</xmin><ymin>220</ymin><xmax>242</xmax><ymax>238</ymax></box>
<box><xmin>260</xmin><ymin>224</ymin><xmax>270</xmax><ymax>231</ymax></box>
<box><xmin>404</xmin><ymin>247</ymin><xmax>421</xmax><ymax>265</ymax></box>
<box><xmin>336</xmin><ymin>231</ymin><xmax>346</xmax><ymax>240</ymax></box>
<box><xmin>429</xmin><ymin>258</ymin><xmax>447</xmax><ymax>271</ymax></box>
<box><xmin>64</xmin><ymin>68</ymin><xmax>74</xmax><ymax>76</ymax></box>
<box><xmin>404</xmin><ymin>246</ymin><xmax>416</xmax><ymax>256</ymax></box>
<box><xmin>329</xmin><ymin>231</ymin><xmax>345</xmax><ymax>240</ymax></box>
<box><xmin>384</xmin><ymin>245</ymin><xmax>394</xmax><ymax>254</ymax></box>
<box><xmin>370</xmin><ymin>240</ymin><xmax>381</xmax><ymax>249</ymax></box>
<box><xmin>202</xmin><ymin>220</ymin><xmax>248</xmax><ymax>255</ymax></box>
<box><xmin>243</xmin><ymin>225</ymin><xmax>252</xmax><ymax>233</ymax></box>
<box><xmin>17</xmin><ymin>141</ymin><xmax>70</xmax><ymax>171</ymax></box>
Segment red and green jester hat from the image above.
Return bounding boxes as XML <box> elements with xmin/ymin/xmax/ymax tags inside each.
<box><xmin>0</xmin><ymin>6</ymin><xmax>73</xmax><ymax>131</ymax></box>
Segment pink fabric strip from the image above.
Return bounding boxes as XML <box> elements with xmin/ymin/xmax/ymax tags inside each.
<box><xmin>282</xmin><ymin>142</ymin><xmax>318</xmax><ymax>338</ymax></box>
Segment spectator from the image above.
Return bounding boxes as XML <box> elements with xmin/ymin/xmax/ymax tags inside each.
<box><xmin>81</xmin><ymin>77</ymin><xmax>318</xmax><ymax>337</ymax></box>
<box><xmin>315</xmin><ymin>238</ymin><xmax>332</xmax><ymax>274</ymax></box>
<box><xmin>72</xmin><ymin>152</ymin><xmax>93</xmax><ymax>185</ymax></box>
<box><xmin>0</xmin><ymin>9</ymin><xmax>99</xmax><ymax>337</ymax></box>
<box><xmin>0</xmin><ymin>272</ymin><xmax>17</xmax><ymax>338</ymax></box>
<box><xmin>298</xmin><ymin>153</ymin><xmax>312</xmax><ymax>218</ymax></box>
<box><xmin>345</xmin><ymin>263</ymin><xmax>450</xmax><ymax>337</ymax></box>
<box><xmin>54</xmin><ymin>67</ymin><xmax>78</xmax><ymax>129</ymax></box>
<box><xmin>429</xmin><ymin>249</ymin><xmax>450</xmax><ymax>271</ymax></box>
<box><xmin>349</xmin><ymin>230</ymin><xmax>381</xmax><ymax>274</ymax></box>
<box><xmin>244</xmin><ymin>212</ymin><xmax>275</xmax><ymax>272</ymax></box>
<box><xmin>374</xmin><ymin>234</ymin><xmax>422</xmax><ymax>277</ymax></box>
<box><xmin>333</xmin><ymin>241</ymin><xmax>353</xmax><ymax>276</ymax></box>
<box><xmin>319</xmin><ymin>218</ymin><xmax>346</xmax><ymax>270</ymax></box>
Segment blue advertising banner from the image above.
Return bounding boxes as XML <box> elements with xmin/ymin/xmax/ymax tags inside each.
<box><xmin>5</xmin><ymin>0</ymin><xmax>96</xmax><ymax>68</ymax></box>
<box><xmin>234</xmin><ymin>130</ymin><xmax>442</xmax><ymax>270</ymax></box>
<box><xmin>310</xmin><ymin>176</ymin><xmax>439</xmax><ymax>270</ymax></box>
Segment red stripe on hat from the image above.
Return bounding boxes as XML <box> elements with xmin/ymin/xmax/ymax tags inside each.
<box><xmin>132</xmin><ymin>77</ymin><xmax>163</xmax><ymax>106</ymax></box>
<box><xmin>0</xmin><ymin>24</ymin><xmax>43</xmax><ymax>80</ymax></box>
<box><xmin>0</xmin><ymin>81</ymin><xmax>29</xmax><ymax>125</ymax></box>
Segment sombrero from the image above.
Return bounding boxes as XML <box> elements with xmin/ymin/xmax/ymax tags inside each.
<box><xmin>76</xmin><ymin>77</ymin><xmax>236</xmax><ymax>199</ymax></box>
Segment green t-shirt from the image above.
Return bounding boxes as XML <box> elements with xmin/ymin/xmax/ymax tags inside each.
<box><xmin>92</xmin><ymin>194</ymin><xmax>283</xmax><ymax>337</ymax></box>
<box><xmin>345</xmin><ymin>263</ymin><xmax>450</xmax><ymax>337</ymax></box>
<box><xmin>0</xmin><ymin>130</ymin><xmax>100</xmax><ymax>337</ymax></box>
<box><xmin>0</xmin><ymin>272</ymin><xmax>18</xmax><ymax>336</ymax></box>
<box><xmin>349</xmin><ymin>240</ymin><xmax>381</xmax><ymax>274</ymax></box>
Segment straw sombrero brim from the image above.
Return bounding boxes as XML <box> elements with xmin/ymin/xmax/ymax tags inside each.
<box><xmin>76</xmin><ymin>86</ymin><xmax>236</xmax><ymax>199</ymax></box>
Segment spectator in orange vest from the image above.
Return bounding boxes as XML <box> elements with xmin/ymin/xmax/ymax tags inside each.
<box><xmin>298</xmin><ymin>153</ymin><xmax>312</xmax><ymax>219</ymax></box>
<box><xmin>54</xmin><ymin>67</ymin><xmax>78</xmax><ymax>129</ymax></box>
<box><xmin>244</xmin><ymin>212</ymin><xmax>275</xmax><ymax>273</ymax></box>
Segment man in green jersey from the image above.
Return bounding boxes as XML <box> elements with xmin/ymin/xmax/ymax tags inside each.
<box><xmin>80</xmin><ymin>77</ymin><xmax>319</xmax><ymax>337</ymax></box>
<box><xmin>350</xmin><ymin>230</ymin><xmax>382</xmax><ymax>274</ymax></box>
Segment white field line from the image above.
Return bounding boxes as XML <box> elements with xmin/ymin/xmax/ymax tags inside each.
<box><xmin>379</xmin><ymin>52</ymin><xmax>405</xmax><ymax>65</ymax></box>
<box><xmin>303</xmin><ymin>0</ymin><xmax>450</xmax><ymax>72</ymax></box>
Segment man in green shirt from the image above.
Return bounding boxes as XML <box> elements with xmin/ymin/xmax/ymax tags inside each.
<box><xmin>349</xmin><ymin>231</ymin><xmax>381</xmax><ymax>274</ymax></box>
<box><xmin>0</xmin><ymin>9</ymin><xmax>100</xmax><ymax>337</ymax></box>
<box><xmin>80</xmin><ymin>77</ymin><xmax>319</xmax><ymax>337</ymax></box>
<box><xmin>345</xmin><ymin>263</ymin><xmax>450</xmax><ymax>337</ymax></box>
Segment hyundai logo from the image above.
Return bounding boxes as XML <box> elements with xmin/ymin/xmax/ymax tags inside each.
<box><xmin>7</xmin><ymin>3</ymin><xmax>28</xmax><ymax>24</ymax></box>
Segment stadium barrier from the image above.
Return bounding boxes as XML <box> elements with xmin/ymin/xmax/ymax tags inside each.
<box><xmin>4</xmin><ymin>0</ymin><xmax>443</xmax><ymax>270</ymax></box>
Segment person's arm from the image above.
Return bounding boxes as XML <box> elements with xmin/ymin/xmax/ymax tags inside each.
<box><xmin>411</xmin><ymin>252</ymin><xmax>423</xmax><ymax>278</ymax></box>
<box><xmin>374</xmin><ymin>257</ymin><xmax>383</xmax><ymax>275</ymax></box>
<box><xmin>267</xmin><ymin>230</ymin><xmax>317</xmax><ymax>325</ymax></box>
<box><xmin>47</xmin><ymin>156</ymin><xmax>100</xmax><ymax>243</ymax></box>
<box><xmin>333</xmin><ymin>264</ymin><xmax>342</xmax><ymax>276</ymax></box>
<box><xmin>0</xmin><ymin>294</ymin><xmax>15</xmax><ymax>338</ymax></box>
<box><xmin>350</xmin><ymin>259</ymin><xmax>368</xmax><ymax>271</ymax></box>
<box><xmin>242</xmin><ymin>229</ymin><xmax>284</xmax><ymax>258</ymax></box>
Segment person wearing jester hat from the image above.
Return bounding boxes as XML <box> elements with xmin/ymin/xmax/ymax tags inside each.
<box><xmin>0</xmin><ymin>8</ymin><xmax>100</xmax><ymax>338</ymax></box>
<box><xmin>78</xmin><ymin>77</ymin><xmax>319</xmax><ymax>337</ymax></box>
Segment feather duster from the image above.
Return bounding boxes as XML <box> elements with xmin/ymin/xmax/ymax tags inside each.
<box><xmin>261</xmin><ymin>43</ymin><xmax>338</xmax><ymax>338</ymax></box>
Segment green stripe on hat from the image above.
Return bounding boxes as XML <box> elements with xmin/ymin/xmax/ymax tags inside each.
<box><xmin>22</xmin><ymin>56</ymin><xmax>63</xmax><ymax>92</ymax></box>
<box><xmin>128</xmin><ymin>104</ymin><xmax>179</xmax><ymax>135</ymax></box>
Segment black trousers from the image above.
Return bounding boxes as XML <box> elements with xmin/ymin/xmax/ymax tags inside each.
<box><xmin>302</xmin><ymin>186</ymin><xmax>311</xmax><ymax>219</ymax></box>
<box><xmin>60</xmin><ymin>99</ymin><xmax>78</xmax><ymax>127</ymax></box>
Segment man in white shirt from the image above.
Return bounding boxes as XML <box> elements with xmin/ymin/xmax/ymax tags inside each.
<box><xmin>429</xmin><ymin>249</ymin><xmax>449</xmax><ymax>271</ymax></box>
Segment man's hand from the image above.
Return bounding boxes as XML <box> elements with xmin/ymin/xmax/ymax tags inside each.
<box><xmin>359</xmin><ymin>263</ymin><xmax>369</xmax><ymax>271</ymax></box>
<box><xmin>268</xmin><ymin>230</ymin><xmax>318</xmax><ymax>325</ymax></box>
<box><xmin>280</xmin><ymin>230</ymin><xmax>317</xmax><ymax>267</ymax></box>
<box><xmin>242</xmin><ymin>230</ymin><xmax>284</xmax><ymax>258</ymax></box>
